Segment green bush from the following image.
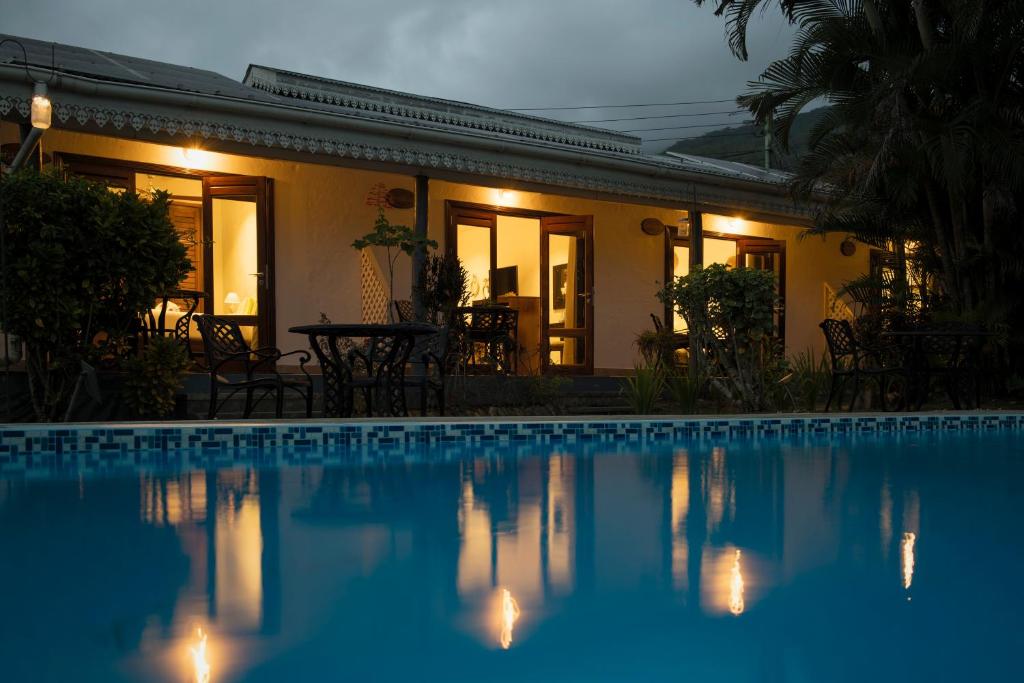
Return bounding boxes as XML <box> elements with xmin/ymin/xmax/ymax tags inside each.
<box><xmin>0</xmin><ymin>170</ymin><xmax>191</xmax><ymax>420</ymax></box>
<box><xmin>634</xmin><ymin>328</ymin><xmax>679</xmax><ymax>370</ymax></box>
<box><xmin>415</xmin><ymin>252</ymin><xmax>469</xmax><ymax>324</ymax></box>
<box><xmin>623</xmin><ymin>364</ymin><xmax>666</xmax><ymax>414</ymax></box>
<box><xmin>123</xmin><ymin>337</ymin><xmax>191</xmax><ymax>419</ymax></box>
<box><xmin>659</xmin><ymin>263</ymin><xmax>782</xmax><ymax>412</ymax></box>
<box><xmin>789</xmin><ymin>348</ymin><xmax>831</xmax><ymax>412</ymax></box>
<box><xmin>666</xmin><ymin>369</ymin><xmax>703</xmax><ymax>414</ymax></box>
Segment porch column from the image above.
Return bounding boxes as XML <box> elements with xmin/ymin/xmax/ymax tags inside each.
<box><xmin>689</xmin><ymin>209</ymin><xmax>703</xmax><ymax>269</ymax></box>
<box><xmin>412</xmin><ymin>174</ymin><xmax>429</xmax><ymax>321</ymax></box>
<box><xmin>688</xmin><ymin>209</ymin><xmax>704</xmax><ymax>380</ymax></box>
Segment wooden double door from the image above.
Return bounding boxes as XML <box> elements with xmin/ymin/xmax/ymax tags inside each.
<box><xmin>448</xmin><ymin>205</ymin><xmax>594</xmax><ymax>374</ymax></box>
<box><xmin>59</xmin><ymin>154</ymin><xmax>276</xmax><ymax>348</ymax></box>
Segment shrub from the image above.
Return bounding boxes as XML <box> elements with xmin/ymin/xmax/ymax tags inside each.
<box><xmin>623</xmin><ymin>364</ymin><xmax>666</xmax><ymax>414</ymax></box>
<box><xmin>634</xmin><ymin>328</ymin><xmax>678</xmax><ymax>370</ymax></box>
<box><xmin>0</xmin><ymin>170</ymin><xmax>191</xmax><ymax>420</ymax></box>
<box><xmin>122</xmin><ymin>337</ymin><xmax>191</xmax><ymax>419</ymax></box>
<box><xmin>789</xmin><ymin>348</ymin><xmax>831</xmax><ymax>412</ymax></box>
<box><xmin>659</xmin><ymin>263</ymin><xmax>782</xmax><ymax>412</ymax></box>
<box><xmin>665</xmin><ymin>369</ymin><xmax>703</xmax><ymax>414</ymax></box>
<box><xmin>415</xmin><ymin>252</ymin><xmax>469</xmax><ymax>324</ymax></box>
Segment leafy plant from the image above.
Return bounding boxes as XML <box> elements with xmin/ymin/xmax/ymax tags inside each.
<box><xmin>122</xmin><ymin>337</ymin><xmax>190</xmax><ymax>418</ymax></box>
<box><xmin>352</xmin><ymin>209</ymin><xmax>437</xmax><ymax>322</ymax></box>
<box><xmin>416</xmin><ymin>252</ymin><xmax>469</xmax><ymax>325</ymax></box>
<box><xmin>634</xmin><ymin>328</ymin><xmax>679</xmax><ymax>370</ymax></box>
<box><xmin>518</xmin><ymin>375</ymin><xmax>570</xmax><ymax>411</ymax></box>
<box><xmin>0</xmin><ymin>170</ymin><xmax>191</xmax><ymax>420</ymax></box>
<box><xmin>622</xmin><ymin>364</ymin><xmax>666</xmax><ymax>414</ymax></box>
<box><xmin>696</xmin><ymin>0</ymin><xmax>1024</xmax><ymax>374</ymax></box>
<box><xmin>789</xmin><ymin>347</ymin><xmax>831</xmax><ymax>412</ymax></box>
<box><xmin>665</xmin><ymin>369</ymin><xmax>703</xmax><ymax>414</ymax></box>
<box><xmin>659</xmin><ymin>263</ymin><xmax>781</xmax><ymax>412</ymax></box>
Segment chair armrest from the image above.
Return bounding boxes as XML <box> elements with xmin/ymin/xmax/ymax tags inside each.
<box><xmin>278</xmin><ymin>349</ymin><xmax>313</xmax><ymax>382</ymax></box>
<box><xmin>209</xmin><ymin>349</ymin><xmax>267</xmax><ymax>375</ymax></box>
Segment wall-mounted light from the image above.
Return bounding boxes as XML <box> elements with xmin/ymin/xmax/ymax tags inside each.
<box><xmin>30</xmin><ymin>82</ymin><xmax>51</xmax><ymax>130</ymax></box>
<box><xmin>676</xmin><ymin>215</ymin><xmax>691</xmax><ymax>238</ymax></box>
<box><xmin>496</xmin><ymin>189</ymin><xmax>516</xmax><ymax>205</ymax></box>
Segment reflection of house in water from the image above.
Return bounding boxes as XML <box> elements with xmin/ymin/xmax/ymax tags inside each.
<box><xmin>457</xmin><ymin>455</ymin><xmax>579</xmax><ymax>604</ymax></box>
<box><xmin>139</xmin><ymin>468</ymin><xmax>282</xmax><ymax>635</ymax></box>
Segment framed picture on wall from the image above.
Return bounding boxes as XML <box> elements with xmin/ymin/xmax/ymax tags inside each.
<box><xmin>553</xmin><ymin>263</ymin><xmax>568</xmax><ymax>309</ymax></box>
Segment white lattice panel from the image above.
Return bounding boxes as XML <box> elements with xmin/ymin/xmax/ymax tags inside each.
<box><xmin>361</xmin><ymin>250</ymin><xmax>389</xmax><ymax>324</ymax></box>
<box><xmin>824</xmin><ymin>282</ymin><xmax>855</xmax><ymax>322</ymax></box>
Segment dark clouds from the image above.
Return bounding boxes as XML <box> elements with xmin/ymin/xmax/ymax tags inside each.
<box><xmin>1</xmin><ymin>0</ymin><xmax>793</xmax><ymax>151</ymax></box>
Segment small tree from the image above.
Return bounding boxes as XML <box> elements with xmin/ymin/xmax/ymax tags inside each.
<box><xmin>659</xmin><ymin>264</ymin><xmax>783</xmax><ymax>412</ymax></box>
<box><xmin>352</xmin><ymin>209</ymin><xmax>436</xmax><ymax>322</ymax></box>
<box><xmin>415</xmin><ymin>252</ymin><xmax>469</xmax><ymax>325</ymax></box>
<box><xmin>1</xmin><ymin>170</ymin><xmax>191</xmax><ymax>420</ymax></box>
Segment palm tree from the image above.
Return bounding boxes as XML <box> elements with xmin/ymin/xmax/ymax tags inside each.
<box><xmin>696</xmin><ymin>1</ymin><xmax>1024</xmax><ymax>330</ymax></box>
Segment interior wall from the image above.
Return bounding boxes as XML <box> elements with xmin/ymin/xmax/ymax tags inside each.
<box><xmin>211</xmin><ymin>198</ymin><xmax>258</xmax><ymax>314</ymax></box>
<box><xmin>456</xmin><ymin>225</ymin><xmax>492</xmax><ymax>302</ymax></box>
<box><xmin>496</xmin><ymin>215</ymin><xmax>540</xmax><ymax>297</ymax></box>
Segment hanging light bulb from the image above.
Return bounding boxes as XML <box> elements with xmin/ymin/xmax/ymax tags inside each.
<box><xmin>31</xmin><ymin>82</ymin><xmax>51</xmax><ymax>130</ymax></box>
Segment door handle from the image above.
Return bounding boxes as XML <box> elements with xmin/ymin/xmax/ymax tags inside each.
<box><xmin>249</xmin><ymin>272</ymin><xmax>266</xmax><ymax>287</ymax></box>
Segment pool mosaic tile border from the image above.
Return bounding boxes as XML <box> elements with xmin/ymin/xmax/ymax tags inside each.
<box><xmin>0</xmin><ymin>412</ymin><xmax>1020</xmax><ymax>474</ymax></box>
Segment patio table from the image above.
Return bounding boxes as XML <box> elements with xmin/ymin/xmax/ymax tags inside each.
<box><xmin>880</xmin><ymin>327</ymin><xmax>992</xmax><ymax>410</ymax></box>
<box><xmin>289</xmin><ymin>323</ymin><xmax>437</xmax><ymax>418</ymax></box>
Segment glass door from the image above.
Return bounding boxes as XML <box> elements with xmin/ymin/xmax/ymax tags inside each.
<box><xmin>202</xmin><ymin>176</ymin><xmax>274</xmax><ymax>349</ymax></box>
<box><xmin>738</xmin><ymin>239</ymin><xmax>786</xmax><ymax>345</ymax></box>
<box><xmin>541</xmin><ymin>216</ymin><xmax>594</xmax><ymax>374</ymax></box>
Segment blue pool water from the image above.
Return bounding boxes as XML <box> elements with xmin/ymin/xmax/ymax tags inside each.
<box><xmin>1</xmin><ymin>431</ymin><xmax>1022</xmax><ymax>681</ymax></box>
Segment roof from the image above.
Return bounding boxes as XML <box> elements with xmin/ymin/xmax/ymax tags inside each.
<box><xmin>661</xmin><ymin>151</ymin><xmax>791</xmax><ymax>186</ymax></box>
<box><xmin>243</xmin><ymin>65</ymin><xmax>642</xmax><ymax>155</ymax></box>
<box><xmin>0</xmin><ymin>33</ymin><xmax>279</xmax><ymax>103</ymax></box>
<box><xmin>0</xmin><ymin>33</ymin><xmax>805</xmax><ymax>217</ymax></box>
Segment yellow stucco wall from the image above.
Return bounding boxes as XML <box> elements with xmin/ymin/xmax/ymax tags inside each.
<box><xmin>2</xmin><ymin>125</ymin><xmax>870</xmax><ymax>370</ymax></box>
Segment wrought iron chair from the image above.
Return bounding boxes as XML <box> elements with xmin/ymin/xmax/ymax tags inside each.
<box><xmin>144</xmin><ymin>290</ymin><xmax>203</xmax><ymax>358</ymax></box>
<box><xmin>819</xmin><ymin>319</ymin><xmax>893</xmax><ymax>411</ymax></box>
<box><xmin>403</xmin><ymin>326</ymin><xmax>451</xmax><ymax>416</ymax></box>
<box><xmin>393</xmin><ymin>299</ymin><xmax>415</xmax><ymax>323</ymax></box>
<box><xmin>195</xmin><ymin>314</ymin><xmax>313</xmax><ymax>419</ymax></box>
<box><xmin>345</xmin><ymin>329</ymin><xmax>419</xmax><ymax>417</ymax></box>
<box><xmin>461</xmin><ymin>306</ymin><xmax>519</xmax><ymax>375</ymax></box>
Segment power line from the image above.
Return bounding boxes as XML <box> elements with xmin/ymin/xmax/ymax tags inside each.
<box><xmin>506</xmin><ymin>98</ymin><xmax>738</xmax><ymax>111</ymax></box>
<box><xmin>642</xmin><ymin>132</ymin><xmax>758</xmax><ymax>142</ymax></box>
<box><xmin>572</xmin><ymin>111</ymin><xmax>746</xmax><ymax>124</ymax></box>
<box><xmin>622</xmin><ymin>121</ymin><xmax>755</xmax><ymax>133</ymax></box>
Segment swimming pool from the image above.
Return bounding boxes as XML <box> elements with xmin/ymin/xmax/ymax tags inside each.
<box><xmin>1</xmin><ymin>419</ymin><xmax>1021</xmax><ymax>681</ymax></box>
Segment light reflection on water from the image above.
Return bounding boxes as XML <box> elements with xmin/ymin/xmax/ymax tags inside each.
<box><xmin>1</xmin><ymin>432</ymin><xmax>1022</xmax><ymax>681</ymax></box>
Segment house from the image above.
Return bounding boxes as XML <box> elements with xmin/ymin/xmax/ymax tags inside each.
<box><xmin>0</xmin><ymin>34</ymin><xmax>868</xmax><ymax>375</ymax></box>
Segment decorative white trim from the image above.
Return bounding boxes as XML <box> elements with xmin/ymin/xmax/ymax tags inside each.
<box><xmin>0</xmin><ymin>93</ymin><xmax>812</xmax><ymax>218</ymax></box>
<box><xmin>245</xmin><ymin>66</ymin><xmax>642</xmax><ymax>156</ymax></box>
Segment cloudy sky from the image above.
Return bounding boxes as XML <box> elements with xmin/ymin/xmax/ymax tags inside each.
<box><xmin>1</xmin><ymin>0</ymin><xmax>794</xmax><ymax>151</ymax></box>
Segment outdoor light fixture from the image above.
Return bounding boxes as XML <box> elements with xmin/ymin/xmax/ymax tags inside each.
<box><xmin>676</xmin><ymin>215</ymin><xmax>691</xmax><ymax>238</ymax></box>
<box><xmin>31</xmin><ymin>81</ymin><xmax>51</xmax><ymax>129</ymax></box>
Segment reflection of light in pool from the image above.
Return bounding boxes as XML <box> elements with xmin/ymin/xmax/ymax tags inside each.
<box><xmin>499</xmin><ymin>588</ymin><xmax>521</xmax><ymax>650</ymax></box>
<box><xmin>902</xmin><ymin>532</ymin><xmax>916</xmax><ymax>594</ymax></box>
<box><xmin>190</xmin><ymin>627</ymin><xmax>210</xmax><ymax>683</ymax></box>
<box><xmin>729</xmin><ymin>550</ymin><xmax>745</xmax><ymax>616</ymax></box>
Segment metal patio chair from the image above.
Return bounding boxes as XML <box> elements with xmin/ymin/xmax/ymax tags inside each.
<box><xmin>195</xmin><ymin>314</ymin><xmax>313</xmax><ymax>419</ymax></box>
<box><xmin>819</xmin><ymin>318</ymin><xmax>893</xmax><ymax>411</ymax></box>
